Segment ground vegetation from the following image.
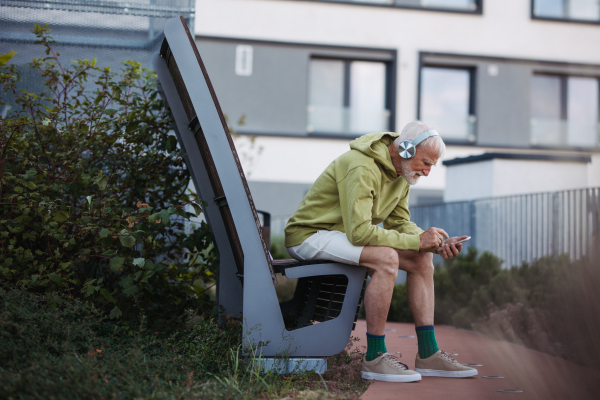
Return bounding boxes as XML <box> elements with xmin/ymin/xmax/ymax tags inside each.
<box><xmin>387</xmin><ymin>248</ymin><xmax>600</xmax><ymax>370</ymax></box>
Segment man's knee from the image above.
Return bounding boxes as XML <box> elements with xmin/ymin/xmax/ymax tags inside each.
<box><xmin>399</xmin><ymin>251</ymin><xmax>434</xmax><ymax>274</ymax></box>
<box><xmin>416</xmin><ymin>253</ymin><xmax>434</xmax><ymax>276</ymax></box>
<box><xmin>380</xmin><ymin>247</ymin><xmax>400</xmax><ymax>278</ymax></box>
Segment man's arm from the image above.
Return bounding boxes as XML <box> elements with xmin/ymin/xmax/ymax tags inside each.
<box><xmin>383</xmin><ymin>186</ymin><xmax>424</xmax><ymax>236</ymax></box>
<box><xmin>337</xmin><ymin>167</ymin><xmax>421</xmax><ymax>251</ymax></box>
<box><xmin>384</xmin><ymin>187</ymin><xmax>450</xmax><ymax>252</ymax></box>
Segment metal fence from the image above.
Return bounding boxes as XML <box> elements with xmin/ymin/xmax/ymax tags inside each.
<box><xmin>410</xmin><ymin>187</ymin><xmax>600</xmax><ymax>268</ymax></box>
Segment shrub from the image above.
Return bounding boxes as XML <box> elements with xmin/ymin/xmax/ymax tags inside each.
<box><xmin>468</xmin><ymin>255</ymin><xmax>600</xmax><ymax>369</ymax></box>
<box><xmin>386</xmin><ymin>247</ymin><xmax>600</xmax><ymax>370</ymax></box>
<box><xmin>433</xmin><ymin>247</ymin><xmax>503</xmax><ymax>325</ymax></box>
<box><xmin>0</xmin><ymin>25</ymin><xmax>216</xmax><ymax>321</ymax></box>
<box><xmin>386</xmin><ymin>247</ymin><xmax>502</xmax><ymax>324</ymax></box>
<box><xmin>387</xmin><ymin>283</ymin><xmax>413</xmax><ymax>323</ymax></box>
<box><xmin>0</xmin><ymin>286</ymin><xmax>239</xmax><ymax>399</ymax></box>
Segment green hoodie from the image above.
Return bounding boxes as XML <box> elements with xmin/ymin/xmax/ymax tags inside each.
<box><xmin>284</xmin><ymin>132</ymin><xmax>424</xmax><ymax>251</ymax></box>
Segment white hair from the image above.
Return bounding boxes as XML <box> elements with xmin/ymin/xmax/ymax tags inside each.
<box><xmin>393</xmin><ymin>120</ymin><xmax>445</xmax><ymax>158</ymax></box>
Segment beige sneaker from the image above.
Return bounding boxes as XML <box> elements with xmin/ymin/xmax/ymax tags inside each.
<box><xmin>361</xmin><ymin>352</ymin><xmax>422</xmax><ymax>382</ymax></box>
<box><xmin>415</xmin><ymin>350</ymin><xmax>478</xmax><ymax>378</ymax></box>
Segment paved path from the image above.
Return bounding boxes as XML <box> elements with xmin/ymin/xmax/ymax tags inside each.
<box><xmin>354</xmin><ymin>320</ymin><xmax>600</xmax><ymax>400</ymax></box>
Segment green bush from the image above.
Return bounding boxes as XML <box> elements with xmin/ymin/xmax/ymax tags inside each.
<box><xmin>269</xmin><ymin>234</ymin><xmax>289</xmax><ymax>260</ymax></box>
<box><xmin>0</xmin><ymin>25</ymin><xmax>216</xmax><ymax>321</ymax></box>
<box><xmin>386</xmin><ymin>247</ymin><xmax>600</xmax><ymax>370</ymax></box>
<box><xmin>387</xmin><ymin>283</ymin><xmax>413</xmax><ymax>323</ymax></box>
<box><xmin>386</xmin><ymin>247</ymin><xmax>502</xmax><ymax>324</ymax></box>
<box><xmin>463</xmin><ymin>254</ymin><xmax>600</xmax><ymax>369</ymax></box>
<box><xmin>0</xmin><ymin>286</ymin><xmax>241</xmax><ymax>399</ymax></box>
<box><xmin>433</xmin><ymin>247</ymin><xmax>503</xmax><ymax>325</ymax></box>
<box><xmin>0</xmin><ymin>287</ymin><xmax>366</xmax><ymax>399</ymax></box>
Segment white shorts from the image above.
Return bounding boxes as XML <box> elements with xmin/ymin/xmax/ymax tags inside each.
<box><xmin>286</xmin><ymin>230</ymin><xmax>364</xmax><ymax>266</ymax></box>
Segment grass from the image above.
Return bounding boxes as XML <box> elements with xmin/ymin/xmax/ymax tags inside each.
<box><xmin>0</xmin><ymin>286</ymin><xmax>368</xmax><ymax>399</ymax></box>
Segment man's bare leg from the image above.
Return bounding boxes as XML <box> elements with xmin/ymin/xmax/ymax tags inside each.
<box><xmin>358</xmin><ymin>245</ymin><xmax>477</xmax><ymax>377</ymax></box>
<box><xmin>359</xmin><ymin>247</ymin><xmax>434</xmax><ymax>333</ymax></box>
<box><xmin>401</xmin><ymin>250</ymin><xmax>435</xmax><ymax>327</ymax></box>
<box><xmin>359</xmin><ymin>247</ymin><xmax>434</xmax><ymax>335</ymax></box>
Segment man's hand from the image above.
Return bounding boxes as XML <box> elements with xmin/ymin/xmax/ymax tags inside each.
<box><xmin>419</xmin><ymin>227</ymin><xmax>449</xmax><ymax>251</ymax></box>
<box><xmin>435</xmin><ymin>236</ymin><xmax>468</xmax><ymax>259</ymax></box>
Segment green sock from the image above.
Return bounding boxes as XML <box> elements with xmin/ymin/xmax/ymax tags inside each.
<box><xmin>366</xmin><ymin>332</ymin><xmax>387</xmax><ymax>361</ymax></box>
<box><xmin>416</xmin><ymin>325</ymin><xmax>439</xmax><ymax>359</ymax></box>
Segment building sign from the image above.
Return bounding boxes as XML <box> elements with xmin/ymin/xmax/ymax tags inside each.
<box><xmin>235</xmin><ymin>45</ymin><xmax>253</xmax><ymax>76</ymax></box>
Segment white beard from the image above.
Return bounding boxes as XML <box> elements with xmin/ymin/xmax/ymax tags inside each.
<box><xmin>400</xmin><ymin>162</ymin><xmax>424</xmax><ymax>185</ymax></box>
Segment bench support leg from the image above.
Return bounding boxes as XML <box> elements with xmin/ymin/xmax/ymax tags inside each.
<box><xmin>251</xmin><ymin>357</ymin><xmax>327</xmax><ymax>374</ymax></box>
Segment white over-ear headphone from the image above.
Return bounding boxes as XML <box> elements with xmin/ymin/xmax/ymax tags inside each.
<box><xmin>397</xmin><ymin>130</ymin><xmax>439</xmax><ymax>159</ymax></box>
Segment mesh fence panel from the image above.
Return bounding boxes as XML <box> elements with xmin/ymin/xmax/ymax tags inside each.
<box><xmin>1</xmin><ymin>0</ymin><xmax>195</xmax><ymax>114</ymax></box>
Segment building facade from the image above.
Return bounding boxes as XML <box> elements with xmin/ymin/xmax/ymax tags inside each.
<box><xmin>193</xmin><ymin>0</ymin><xmax>600</xmax><ymax>234</ymax></box>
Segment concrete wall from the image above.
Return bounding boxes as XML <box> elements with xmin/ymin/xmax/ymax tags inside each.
<box><xmin>444</xmin><ymin>158</ymin><xmax>590</xmax><ymax>202</ymax></box>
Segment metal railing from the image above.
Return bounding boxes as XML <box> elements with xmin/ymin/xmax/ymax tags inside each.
<box><xmin>411</xmin><ymin>187</ymin><xmax>600</xmax><ymax>267</ymax></box>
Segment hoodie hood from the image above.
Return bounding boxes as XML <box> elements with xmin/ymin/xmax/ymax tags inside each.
<box><xmin>349</xmin><ymin>131</ymin><xmax>400</xmax><ymax>179</ymax></box>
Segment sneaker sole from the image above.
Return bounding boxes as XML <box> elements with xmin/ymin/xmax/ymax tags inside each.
<box><xmin>415</xmin><ymin>368</ymin><xmax>478</xmax><ymax>378</ymax></box>
<box><xmin>361</xmin><ymin>371</ymin><xmax>422</xmax><ymax>382</ymax></box>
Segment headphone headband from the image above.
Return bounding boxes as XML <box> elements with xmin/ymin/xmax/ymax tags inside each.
<box><xmin>397</xmin><ymin>130</ymin><xmax>439</xmax><ymax>159</ymax></box>
<box><xmin>412</xmin><ymin>130</ymin><xmax>439</xmax><ymax>146</ymax></box>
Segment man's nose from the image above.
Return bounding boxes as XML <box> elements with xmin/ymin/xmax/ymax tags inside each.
<box><xmin>423</xmin><ymin>168</ymin><xmax>431</xmax><ymax>176</ymax></box>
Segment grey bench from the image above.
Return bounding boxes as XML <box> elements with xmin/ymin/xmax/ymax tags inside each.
<box><xmin>152</xmin><ymin>17</ymin><xmax>368</xmax><ymax>362</ymax></box>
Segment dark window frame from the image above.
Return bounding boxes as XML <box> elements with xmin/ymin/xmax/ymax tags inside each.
<box><xmin>308</xmin><ymin>55</ymin><xmax>397</xmax><ymax>138</ymax></box>
<box><xmin>417</xmin><ymin>51</ymin><xmax>600</xmax><ymax>151</ymax></box>
<box><xmin>286</xmin><ymin>0</ymin><xmax>483</xmax><ymax>14</ymax></box>
<box><xmin>530</xmin><ymin>72</ymin><xmax>600</xmax><ymax>147</ymax></box>
<box><xmin>195</xmin><ymin>35</ymin><xmax>398</xmax><ymax>140</ymax></box>
<box><xmin>531</xmin><ymin>0</ymin><xmax>600</xmax><ymax>25</ymax></box>
<box><xmin>416</xmin><ymin>63</ymin><xmax>478</xmax><ymax>145</ymax></box>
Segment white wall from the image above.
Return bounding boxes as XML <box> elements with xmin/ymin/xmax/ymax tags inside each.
<box><xmin>235</xmin><ymin>134</ymin><xmax>490</xmax><ymax>186</ymax></box>
<box><xmin>443</xmin><ymin>160</ymin><xmax>494</xmax><ymax>201</ymax></box>
<box><xmin>236</xmin><ymin>134</ymin><xmax>600</xmax><ymax>194</ymax></box>
<box><xmin>589</xmin><ymin>154</ymin><xmax>600</xmax><ymax>187</ymax></box>
<box><xmin>444</xmin><ymin>158</ymin><xmax>590</xmax><ymax>201</ymax></box>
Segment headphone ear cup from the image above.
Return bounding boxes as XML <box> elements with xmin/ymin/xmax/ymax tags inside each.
<box><xmin>398</xmin><ymin>141</ymin><xmax>416</xmax><ymax>159</ymax></box>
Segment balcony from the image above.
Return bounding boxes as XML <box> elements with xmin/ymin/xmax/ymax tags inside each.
<box><xmin>306</xmin><ymin>105</ymin><xmax>390</xmax><ymax>136</ymax></box>
<box><xmin>530</xmin><ymin>118</ymin><xmax>600</xmax><ymax>148</ymax></box>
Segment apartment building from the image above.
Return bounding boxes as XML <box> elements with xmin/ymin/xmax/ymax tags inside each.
<box><xmin>192</xmin><ymin>0</ymin><xmax>600</xmax><ymax>233</ymax></box>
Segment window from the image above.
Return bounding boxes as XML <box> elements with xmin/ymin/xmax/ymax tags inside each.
<box><xmin>307</xmin><ymin>58</ymin><xmax>391</xmax><ymax>135</ymax></box>
<box><xmin>419</xmin><ymin>66</ymin><xmax>476</xmax><ymax>142</ymax></box>
<box><xmin>304</xmin><ymin>0</ymin><xmax>481</xmax><ymax>12</ymax></box>
<box><xmin>533</xmin><ymin>0</ymin><xmax>600</xmax><ymax>22</ymax></box>
<box><xmin>530</xmin><ymin>74</ymin><xmax>599</xmax><ymax>147</ymax></box>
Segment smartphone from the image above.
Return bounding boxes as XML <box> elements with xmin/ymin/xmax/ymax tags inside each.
<box><xmin>454</xmin><ymin>236</ymin><xmax>471</xmax><ymax>244</ymax></box>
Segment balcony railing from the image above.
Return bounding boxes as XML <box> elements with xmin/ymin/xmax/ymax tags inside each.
<box><xmin>530</xmin><ymin>118</ymin><xmax>600</xmax><ymax>148</ymax></box>
<box><xmin>307</xmin><ymin>105</ymin><xmax>390</xmax><ymax>136</ymax></box>
<box><xmin>418</xmin><ymin>115</ymin><xmax>477</xmax><ymax>142</ymax></box>
<box><xmin>302</xmin><ymin>0</ymin><xmax>480</xmax><ymax>12</ymax></box>
<box><xmin>533</xmin><ymin>0</ymin><xmax>600</xmax><ymax>23</ymax></box>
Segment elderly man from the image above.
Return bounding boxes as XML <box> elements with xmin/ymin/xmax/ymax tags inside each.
<box><xmin>284</xmin><ymin>120</ymin><xmax>476</xmax><ymax>382</ymax></box>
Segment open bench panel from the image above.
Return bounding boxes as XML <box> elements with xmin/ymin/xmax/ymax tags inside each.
<box><xmin>274</xmin><ymin>260</ymin><xmax>368</xmax><ymax>332</ymax></box>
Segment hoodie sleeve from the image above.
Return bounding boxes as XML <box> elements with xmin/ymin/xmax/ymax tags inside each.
<box><xmin>383</xmin><ymin>186</ymin><xmax>425</xmax><ymax>238</ymax></box>
<box><xmin>337</xmin><ymin>166</ymin><xmax>422</xmax><ymax>251</ymax></box>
